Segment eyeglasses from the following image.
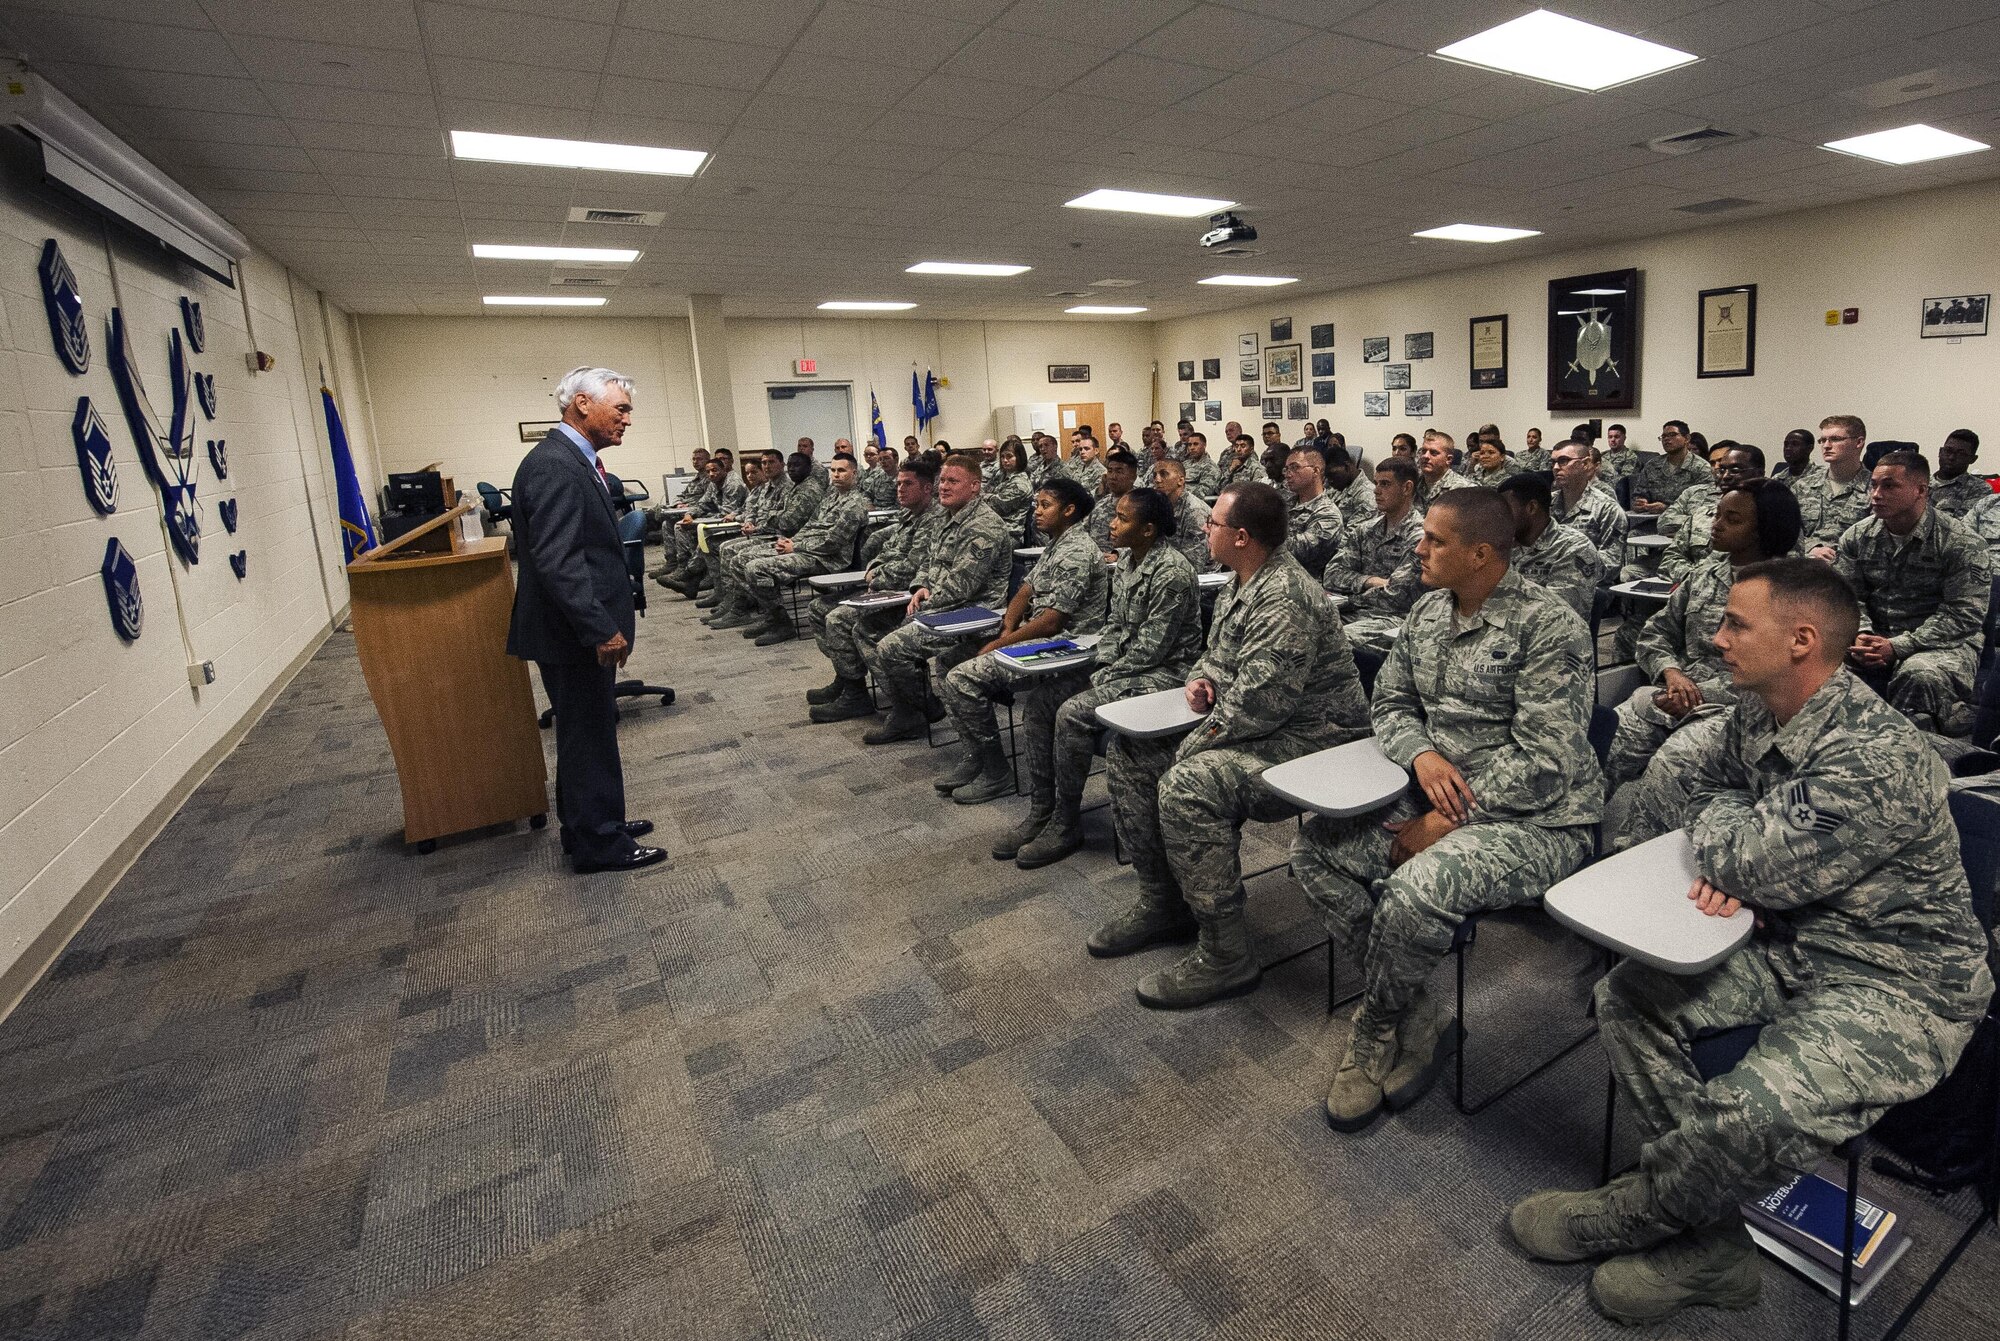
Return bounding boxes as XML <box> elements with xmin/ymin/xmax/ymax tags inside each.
<box><xmin>1202</xmin><ymin>516</ymin><xmax>1241</xmax><ymax>532</ymax></box>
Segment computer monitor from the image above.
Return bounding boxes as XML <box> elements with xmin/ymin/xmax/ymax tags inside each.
<box><xmin>386</xmin><ymin>470</ymin><xmax>445</xmax><ymax>515</ymax></box>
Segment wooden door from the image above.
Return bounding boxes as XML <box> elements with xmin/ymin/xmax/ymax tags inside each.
<box><xmin>1056</xmin><ymin>402</ymin><xmax>1106</xmax><ymax>456</ymax></box>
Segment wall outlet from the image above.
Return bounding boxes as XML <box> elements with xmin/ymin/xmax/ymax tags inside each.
<box><xmin>186</xmin><ymin>660</ymin><xmax>215</xmax><ymax>688</ymax></box>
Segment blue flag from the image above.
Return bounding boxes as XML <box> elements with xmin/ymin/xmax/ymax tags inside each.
<box><xmin>922</xmin><ymin>368</ymin><xmax>940</xmax><ymax>423</ymax></box>
<box><xmin>869</xmin><ymin>389</ymin><xmax>887</xmax><ymax>452</ymax></box>
<box><xmin>322</xmin><ymin>386</ymin><xmax>376</xmax><ymax>562</ymax></box>
<box><xmin>911</xmin><ymin>369</ymin><xmax>928</xmax><ymax>429</ymax></box>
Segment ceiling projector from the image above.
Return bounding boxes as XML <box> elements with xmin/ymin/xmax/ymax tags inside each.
<box><xmin>1199</xmin><ymin>213</ymin><xmax>1257</xmax><ymax>248</ymax></box>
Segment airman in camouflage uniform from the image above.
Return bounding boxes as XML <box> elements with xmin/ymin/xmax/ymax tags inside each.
<box><xmin>1333</xmin><ymin>459</ymin><xmax>1374</xmax><ymax>523</ymax></box>
<box><xmin>1929</xmin><ymin>469</ymin><xmax>1989</xmax><ymax>518</ymax></box>
<box><xmin>1511</xmin><ymin>518</ymin><xmax>1602</xmax><ymax>620</ymax></box>
<box><xmin>1835</xmin><ymin>473</ymin><xmax>1990</xmax><ymax>735</ymax></box>
<box><xmin>1965</xmin><ymin>490</ymin><xmax>2000</xmax><ymax>563</ymax></box>
<box><xmin>1553</xmin><ymin>478</ymin><xmax>1627</xmax><ymax>574</ymax></box>
<box><xmin>1180</xmin><ymin>449</ymin><xmax>1222</xmax><ymax>499</ymax></box>
<box><xmin>1630</xmin><ymin>447</ymin><xmax>1710</xmax><ymax>512</ymax></box>
<box><xmin>1605</xmin><ymin>554</ymin><xmax>1738</xmax><ymax>790</ymax></box>
<box><xmin>1217</xmin><ymin>448</ymin><xmax>1267</xmax><ymax>491</ymax></box>
<box><xmin>1794</xmin><ymin>464</ymin><xmax>1870</xmax><ymax>554</ymax></box>
<box><xmin>1326</xmin><ymin>463</ymin><xmax>1427</xmax><ymax>656</ymax></box>
<box><xmin>740</xmin><ymin>464</ymin><xmax>871</xmax><ymax>644</ymax></box>
<box><xmin>806</xmin><ymin>488</ymin><xmax>947</xmax><ymax>721</ymax></box>
<box><xmin>1152</xmin><ymin>460</ymin><xmax>1213</xmax><ymax>572</ymax></box>
<box><xmin>707</xmin><ymin>463</ymin><xmax>824</xmax><ymax>617</ymax></box>
<box><xmin>1067</xmin><ymin>450</ymin><xmax>1106</xmax><ymax>495</ymax></box>
<box><xmin>863</xmin><ymin>466</ymin><xmax>1014</xmax><ymax>743</ymax></box>
<box><xmin>938</xmin><ymin>505</ymin><xmax>1110</xmax><ymax>800</ymax></box>
<box><xmin>1099</xmin><ymin>512</ymin><xmax>1370</xmax><ymax>1010</ymax></box>
<box><xmin>1284</xmin><ymin>487</ymin><xmax>1345</xmax><ymax>579</ymax></box>
<box><xmin>658</xmin><ymin>456</ymin><xmax>745</xmax><ymax>578</ymax></box>
<box><xmin>1415</xmin><ymin>467</ymin><xmax>1473</xmax><ymax>513</ymax></box>
<box><xmin>985</xmin><ymin>467</ymin><xmax>1035</xmax><ymax>529</ymax></box>
<box><xmin>1512</xmin><ymin>563</ymin><xmax>1991</xmax><ymax>1323</ymax></box>
<box><xmin>859</xmin><ymin>459</ymin><xmax>899</xmax><ymax>508</ymax></box>
<box><xmin>1297</xmin><ymin>510</ymin><xmax>1601</xmax><ymax>1131</ymax></box>
<box><xmin>1002</xmin><ymin>531</ymin><xmax>1205</xmax><ymax>869</ymax></box>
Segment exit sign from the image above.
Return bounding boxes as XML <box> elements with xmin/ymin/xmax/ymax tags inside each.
<box><xmin>794</xmin><ymin>358</ymin><xmax>818</xmax><ymax>375</ymax></box>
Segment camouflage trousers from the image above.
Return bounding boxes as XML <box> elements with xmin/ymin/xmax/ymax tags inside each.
<box><xmin>1292</xmin><ymin>799</ymin><xmax>1593</xmax><ymax>1033</ymax></box>
<box><xmin>742</xmin><ymin>550</ymin><xmax>826</xmax><ymax>617</ymax></box>
<box><xmin>714</xmin><ymin>536</ymin><xmax>775</xmax><ymax>603</ymax></box>
<box><xmin>1858</xmin><ymin>647</ymin><xmax>1977</xmax><ymax>736</ymax></box>
<box><xmin>1603</xmin><ymin>710</ymin><xmax>1730</xmax><ymax>850</ymax></box>
<box><xmin>1107</xmin><ymin>730</ymin><xmax>1326</xmax><ymax>917</ymax></box>
<box><xmin>1040</xmin><ymin>678</ymin><xmax>1172</xmax><ymax>811</ymax></box>
<box><xmin>869</xmin><ymin>622</ymin><xmax>979</xmax><ymax>712</ymax></box>
<box><xmin>815</xmin><ymin>602</ymin><xmax>901</xmax><ymax>682</ymax></box>
<box><xmin>1341</xmin><ymin>615</ymin><xmax>1404</xmax><ymax>658</ymax></box>
<box><xmin>1605</xmin><ymin>686</ymin><xmax>1732</xmax><ymax>787</ymax></box>
<box><xmin>1598</xmin><ymin>950</ymin><xmax>1974</xmax><ymax>1231</ymax></box>
<box><xmin>940</xmin><ymin>653</ymin><xmax>1037</xmax><ymax>754</ymax></box>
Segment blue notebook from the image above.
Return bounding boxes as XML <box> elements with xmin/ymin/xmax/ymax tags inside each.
<box><xmin>998</xmin><ymin>639</ymin><xmax>1080</xmax><ymax>662</ymax></box>
<box><xmin>916</xmin><ymin>605</ymin><xmax>1000</xmax><ymax>633</ymax></box>
<box><xmin>1745</xmin><ymin>1171</ymin><xmax>1898</xmax><ymax>1269</ymax></box>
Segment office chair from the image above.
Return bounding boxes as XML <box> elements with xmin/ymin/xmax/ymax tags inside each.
<box><xmin>475</xmin><ymin>480</ymin><xmax>511</xmax><ymax>525</ymax></box>
<box><xmin>537</xmin><ymin>506</ymin><xmax>674</xmax><ymax>728</ymax></box>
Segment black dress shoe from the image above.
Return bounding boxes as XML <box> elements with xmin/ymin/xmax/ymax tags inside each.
<box><xmin>572</xmin><ymin>845</ymin><xmax>668</xmax><ymax>874</ymax></box>
<box><xmin>560</xmin><ymin>819</ymin><xmax>656</xmax><ymax>853</ymax></box>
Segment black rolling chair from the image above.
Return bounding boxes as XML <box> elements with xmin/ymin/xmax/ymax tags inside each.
<box><xmin>537</xmin><ymin>505</ymin><xmax>674</xmax><ymax>728</ymax></box>
<box><xmin>476</xmin><ymin>480</ymin><xmax>511</xmax><ymax>525</ymax></box>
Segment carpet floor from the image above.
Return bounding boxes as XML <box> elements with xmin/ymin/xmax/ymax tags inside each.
<box><xmin>0</xmin><ymin>578</ymin><xmax>1993</xmax><ymax>1340</ymax></box>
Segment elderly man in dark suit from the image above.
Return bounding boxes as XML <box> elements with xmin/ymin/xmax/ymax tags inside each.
<box><xmin>506</xmin><ymin>366</ymin><xmax>665</xmax><ymax>874</ymax></box>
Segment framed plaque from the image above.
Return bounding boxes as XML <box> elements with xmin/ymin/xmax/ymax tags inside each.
<box><xmin>1697</xmin><ymin>285</ymin><xmax>1756</xmax><ymax>377</ymax></box>
<box><xmin>1263</xmin><ymin>343</ymin><xmax>1303</xmax><ymax>393</ymax></box>
<box><xmin>1547</xmin><ymin>266</ymin><xmax>1639</xmax><ymax>411</ymax></box>
<box><xmin>1383</xmin><ymin>362</ymin><xmax>1411</xmax><ymax>391</ymax></box>
<box><xmin>1469</xmin><ymin>313</ymin><xmax>1508</xmax><ymax>389</ymax></box>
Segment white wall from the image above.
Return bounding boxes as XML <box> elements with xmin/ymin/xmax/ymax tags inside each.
<box><xmin>0</xmin><ymin>146</ymin><xmax>352</xmax><ymax>995</ymax></box>
<box><xmin>357</xmin><ymin>315</ymin><xmax>704</xmax><ymax>499</ymax></box>
<box><xmin>1156</xmin><ymin>179</ymin><xmax>2000</xmax><ymax>458</ymax></box>
<box><xmin>355</xmin><ymin>314</ymin><xmax>1160</xmax><ymax>493</ymax></box>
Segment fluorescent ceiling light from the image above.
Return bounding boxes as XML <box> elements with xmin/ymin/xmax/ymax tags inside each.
<box><xmin>450</xmin><ymin>129</ymin><xmax>706</xmax><ymax>176</ymax></box>
<box><xmin>1434</xmin><ymin>10</ymin><xmax>1698</xmax><ymax>92</ymax></box>
<box><xmin>1198</xmin><ymin>274</ymin><xmax>1297</xmax><ymax>287</ymax></box>
<box><xmin>817</xmin><ymin>300</ymin><xmax>916</xmax><ymax>311</ymax></box>
<box><xmin>483</xmin><ymin>295</ymin><xmax>607</xmax><ymax>306</ymax></box>
<box><xmin>472</xmin><ymin>244</ymin><xmax>641</xmax><ymax>263</ymax></box>
<box><xmin>1822</xmin><ymin>123</ymin><xmax>1990</xmax><ymax>165</ymax></box>
<box><xmin>1064</xmin><ymin>188</ymin><xmax>1236</xmax><ymax>218</ymax></box>
<box><xmin>906</xmin><ymin>261</ymin><xmax>1031</xmax><ymax>276</ymax></box>
<box><xmin>1065</xmin><ymin>305</ymin><xmax>1148</xmax><ymax>315</ymax></box>
<box><xmin>1413</xmin><ymin>223</ymin><xmax>1541</xmax><ymax>243</ymax></box>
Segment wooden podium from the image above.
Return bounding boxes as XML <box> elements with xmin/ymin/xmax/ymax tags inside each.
<box><xmin>347</xmin><ymin>503</ymin><xmax>547</xmax><ymax>852</ymax></box>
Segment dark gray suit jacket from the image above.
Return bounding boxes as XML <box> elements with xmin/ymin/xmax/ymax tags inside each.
<box><xmin>506</xmin><ymin>430</ymin><xmax>637</xmax><ymax>665</ymax></box>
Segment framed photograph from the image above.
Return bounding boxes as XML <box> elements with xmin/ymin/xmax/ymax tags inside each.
<box><xmin>1270</xmin><ymin>316</ymin><xmax>1292</xmax><ymax>342</ymax></box>
<box><xmin>1362</xmin><ymin>336</ymin><xmax>1389</xmax><ymax>363</ymax></box>
<box><xmin>1263</xmin><ymin>342</ymin><xmax>1303</xmax><ymax>392</ymax></box>
<box><xmin>1405</xmin><ymin>331</ymin><xmax>1434</xmax><ymax>360</ymax></box>
<box><xmin>1403</xmin><ymin>389</ymin><xmax>1433</xmax><ymax>417</ymax></box>
<box><xmin>1190</xmin><ymin>379</ymin><xmax>1209</xmax><ymax>399</ymax></box>
<box><xmin>1262</xmin><ymin>396</ymin><xmax>1284</xmax><ymax>419</ymax></box>
<box><xmin>1548</xmin><ymin>266</ymin><xmax>1640</xmax><ymax>411</ymax></box>
<box><xmin>1176</xmin><ymin>360</ymin><xmax>1195</xmax><ymax>381</ymax></box>
<box><xmin>1310</xmin><ymin>322</ymin><xmax>1335</xmax><ymax>348</ymax></box>
<box><xmin>1312</xmin><ymin>380</ymin><xmax>1336</xmax><ymax>404</ymax></box>
<box><xmin>1238</xmin><ymin>332</ymin><xmax>1258</xmax><ymax>355</ymax></box>
<box><xmin>519</xmin><ymin>419</ymin><xmax>561</xmax><ymax>442</ymax></box>
<box><xmin>1383</xmin><ymin>362</ymin><xmax>1411</xmax><ymax>390</ymax></box>
<box><xmin>1286</xmin><ymin>396</ymin><xmax>1309</xmax><ymax>420</ymax></box>
<box><xmin>1047</xmin><ymin>363</ymin><xmax>1090</xmax><ymax>383</ymax></box>
<box><xmin>1922</xmin><ymin>293</ymin><xmax>1988</xmax><ymax>339</ymax></box>
<box><xmin>1203</xmin><ymin>399</ymin><xmax>1221</xmax><ymax>421</ymax></box>
<box><xmin>1697</xmin><ymin>285</ymin><xmax>1757</xmax><ymax>377</ymax></box>
<box><xmin>1177</xmin><ymin>401</ymin><xmax>1195</xmax><ymax>423</ymax></box>
<box><xmin>1362</xmin><ymin>391</ymin><xmax>1390</xmax><ymax>418</ymax></box>
<box><xmin>1310</xmin><ymin>351</ymin><xmax>1335</xmax><ymax>378</ymax></box>
<box><xmin>1469</xmin><ymin>313</ymin><xmax>1508</xmax><ymax>389</ymax></box>
<box><xmin>1239</xmin><ymin>357</ymin><xmax>1261</xmax><ymax>381</ymax></box>
<box><xmin>1240</xmin><ymin>385</ymin><xmax>1260</xmax><ymax>408</ymax></box>
<box><xmin>1201</xmin><ymin>357</ymin><xmax>1221</xmax><ymax>379</ymax></box>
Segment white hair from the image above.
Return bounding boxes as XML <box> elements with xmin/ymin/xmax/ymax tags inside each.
<box><xmin>555</xmin><ymin>366</ymin><xmax>635</xmax><ymax>412</ymax></box>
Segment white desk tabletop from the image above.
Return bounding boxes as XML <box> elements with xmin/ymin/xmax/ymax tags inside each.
<box><xmin>809</xmin><ymin>570</ymin><xmax>868</xmax><ymax>590</ymax></box>
<box><xmin>1610</xmin><ymin>579</ymin><xmax>1676</xmax><ymax>601</ymax></box>
<box><xmin>996</xmin><ymin>633</ymin><xmax>1101</xmax><ymax>676</ymax></box>
<box><xmin>841</xmin><ymin>590</ymin><xmax>910</xmax><ymax>610</ymax></box>
<box><xmin>1095</xmin><ymin>686</ymin><xmax>1205</xmax><ymax>739</ymax></box>
<box><xmin>1261</xmin><ymin>737</ymin><xmax>1408</xmax><ymax>817</ymax></box>
<box><xmin>1627</xmin><ymin>532</ymin><xmax>1671</xmax><ymax>550</ymax></box>
<box><xmin>1014</xmin><ymin>546</ymin><xmax>1044</xmax><ymax>559</ymax></box>
<box><xmin>1542</xmin><ymin>829</ymin><xmax>1753</xmax><ymax>975</ymax></box>
<box><xmin>1198</xmin><ymin>570</ymin><xmax>1230</xmax><ymax>590</ymax></box>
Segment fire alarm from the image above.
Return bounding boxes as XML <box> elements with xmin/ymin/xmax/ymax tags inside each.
<box><xmin>794</xmin><ymin>358</ymin><xmax>818</xmax><ymax>375</ymax></box>
<box><xmin>1842</xmin><ymin>308</ymin><xmax>1859</xmax><ymax>324</ymax></box>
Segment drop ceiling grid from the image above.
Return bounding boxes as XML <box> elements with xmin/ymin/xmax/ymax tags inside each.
<box><xmin>0</xmin><ymin>1</ymin><xmax>1992</xmax><ymax>316</ymax></box>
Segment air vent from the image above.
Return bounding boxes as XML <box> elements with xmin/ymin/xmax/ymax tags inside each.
<box><xmin>1091</xmin><ymin>278</ymin><xmax>1141</xmax><ymax>288</ymax></box>
<box><xmin>1674</xmin><ymin>197</ymin><xmax>1757</xmax><ymax>215</ymax></box>
<box><xmin>554</xmin><ymin>276</ymin><xmax>618</xmax><ymax>287</ymax></box>
<box><xmin>566</xmin><ymin>207</ymin><xmax>665</xmax><ymax>227</ymax></box>
<box><xmin>1641</xmin><ymin>125</ymin><xmax>1754</xmax><ymax>156</ymax></box>
<box><xmin>1048</xmin><ymin>290</ymin><xmax>1092</xmax><ymax>298</ymax></box>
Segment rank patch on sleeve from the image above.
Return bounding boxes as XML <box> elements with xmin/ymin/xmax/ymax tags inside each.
<box><xmin>1783</xmin><ymin>780</ymin><xmax>1845</xmax><ymax>834</ymax></box>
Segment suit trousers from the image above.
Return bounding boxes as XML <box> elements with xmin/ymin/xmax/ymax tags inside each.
<box><xmin>538</xmin><ymin>660</ymin><xmax>634</xmax><ymax>865</ymax></box>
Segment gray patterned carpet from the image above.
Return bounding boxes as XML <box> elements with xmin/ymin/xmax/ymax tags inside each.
<box><xmin>0</xmin><ymin>576</ymin><xmax>1993</xmax><ymax>1340</ymax></box>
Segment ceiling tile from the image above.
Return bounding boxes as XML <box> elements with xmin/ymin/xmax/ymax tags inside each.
<box><xmin>152</xmin><ymin>139</ymin><xmax>320</xmax><ymax>174</ymax></box>
<box><xmin>1252</xmin><ymin>30</ymin><xmax>1412</xmax><ymax>87</ymax></box>
<box><xmin>430</xmin><ymin>55</ymin><xmax>599</xmax><ymax>109</ymax></box>
<box><xmin>1079</xmin><ymin>53</ymin><xmax>1224</xmax><ymax>105</ymax></box>
<box><xmin>226</xmin><ymin>35</ymin><xmax>433</xmax><ymax>92</ymax></box>
<box><xmin>433</xmin><ymin>98</ymin><xmax>590</xmax><ymax>138</ymax></box>
<box><xmin>995</xmin><ymin>0</ymin><xmax>1196</xmax><ymax>50</ymax></box>
<box><xmin>794</xmin><ymin>1</ymin><xmax>980</xmax><ymax>67</ymax></box>
<box><xmin>618</xmin><ymin>0</ymin><xmax>818</xmax><ymax>46</ymax></box>
<box><xmin>860</xmin><ymin>109</ymin><xmax>997</xmax><ymax>149</ymax></box>
<box><xmin>261</xmin><ymin>81</ymin><xmax>442</xmax><ymax>126</ymax></box>
<box><xmin>1131</xmin><ymin>4</ymin><xmax>1315</xmax><ymax>70</ymax></box>
<box><xmin>765</xmin><ymin>51</ymin><xmax>924</xmax><ymax>107</ymax></box>
<box><xmin>603</xmin><ymin>26</ymin><xmax>785</xmax><ymax>90</ymax></box>
<box><xmin>1175</xmin><ymin>73</ymin><xmax>1323</xmax><ymax>118</ymax></box>
<box><xmin>592</xmin><ymin>75</ymin><xmax>751</xmax><ymax>127</ymax></box>
<box><xmin>419</xmin><ymin>1</ymin><xmax>613</xmax><ymax>71</ymax></box>
<box><xmin>939</xmin><ymin>26</ymin><xmax>1116</xmax><ymax>85</ymax></box>
<box><xmin>197</xmin><ymin>0</ymin><xmax>422</xmax><ymax>47</ymax></box>
<box><xmin>0</xmin><ymin>11</ymin><xmax>246</xmax><ymax>76</ymax></box>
